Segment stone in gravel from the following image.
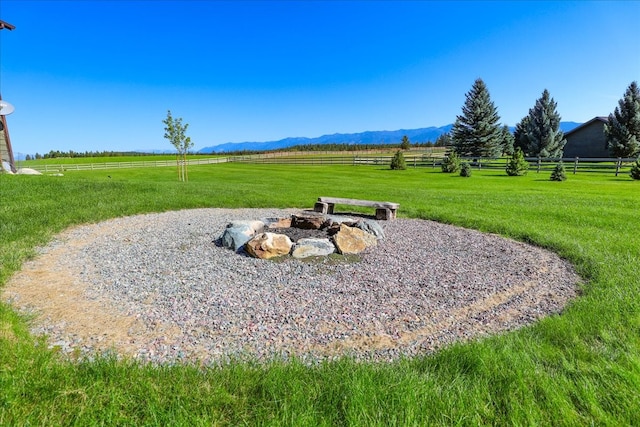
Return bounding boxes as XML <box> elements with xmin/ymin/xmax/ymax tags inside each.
<box><xmin>291</xmin><ymin>214</ymin><xmax>327</xmax><ymax>230</ymax></box>
<box><xmin>354</xmin><ymin>219</ymin><xmax>385</xmax><ymax>240</ymax></box>
<box><xmin>220</xmin><ymin>220</ymin><xmax>265</xmax><ymax>251</ymax></box>
<box><xmin>246</xmin><ymin>232</ymin><xmax>294</xmax><ymax>259</ymax></box>
<box><xmin>333</xmin><ymin>224</ymin><xmax>378</xmax><ymax>254</ymax></box>
<box><xmin>265</xmin><ymin>217</ymin><xmax>292</xmax><ymax>229</ymax></box>
<box><xmin>291</xmin><ymin>238</ymin><xmax>336</xmax><ymax>259</ymax></box>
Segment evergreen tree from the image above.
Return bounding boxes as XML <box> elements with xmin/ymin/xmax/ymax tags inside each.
<box><xmin>515</xmin><ymin>89</ymin><xmax>566</xmax><ymax>158</ymax></box>
<box><xmin>550</xmin><ymin>161</ymin><xmax>567</xmax><ymax>181</ymax></box>
<box><xmin>400</xmin><ymin>135</ymin><xmax>411</xmax><ymax>150</ymax></box>
<box><xmin>505</xmin><ymin>147</ymin><xmax>529</xmax><ymax>176</ymax></box>
<box><xmin>451</xmin><ymin>78</ymin><xmax>503</xmax><ymax>158</ymax></box>
<box><xmin>390</xmin><ymin>150</ymin><xmax>407</xmax><ymax>170</ymax></box>
<box><xmin>605</xmin><ymin>81</ymin><xmax>640</xmax><ymax>158</ymax></box>
<box><xmin>460</xmin><ymin>162</ymin><xmax>472</xmax><ymax>177</ymax></box>
<box><xmin>163</xmin><ymin>110</ymin><xmax>193</xmax><ymax>182</ymax></box>
<box><xmin>630</xmin><ymin>159</ymin><xmax>640</xmax><ymax>180</ymax></box>
<box><xmin>501</xmin><ymin>125</ymin><xmax>515</xmax><ymax>155</ymax></box>
<box><xmin>441</xmin><ymin>151</ymin><xmax>461</xmax><ymax>173</ymax></box>
<box><xmin>434</xmin><ymin>132</ymin><xmax>452</xmax><ymax>147</ymax></box>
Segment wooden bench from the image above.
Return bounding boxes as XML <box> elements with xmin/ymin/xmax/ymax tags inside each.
<box><xmin>314</xmin><ymin>197</ymin><xmax>399</xmax><ymax>220</ymax></box>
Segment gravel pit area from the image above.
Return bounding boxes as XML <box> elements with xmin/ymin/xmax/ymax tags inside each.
<box><xmin>3</xmin><ymin>208</ymin><xmax>581</xmax><ymax>365</ymax></box>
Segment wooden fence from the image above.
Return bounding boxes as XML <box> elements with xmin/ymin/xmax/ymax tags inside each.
<box><xmin>24</xmin><ymin>152</ymin><xmax>638</xmax><ymax>176</ymax></box>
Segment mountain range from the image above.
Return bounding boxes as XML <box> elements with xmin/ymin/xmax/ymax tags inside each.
<box><xmin>197</xmin><ymin>122</ymin><xmax>582</xmax><ymax>153</ymax></box>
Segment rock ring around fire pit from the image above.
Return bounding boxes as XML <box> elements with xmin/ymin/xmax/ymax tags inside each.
<box><xmin>220</xmin><ymin>213</ymin><xmax>385</xmax><ymax>259</ymax></box>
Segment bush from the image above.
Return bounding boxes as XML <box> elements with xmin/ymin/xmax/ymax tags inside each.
<box><xmin>460</xmin><ymin>162</ymin><xmax>472</xmax><ymax>177</ymax></box>
<box><xmin>550</xmin><ymin>162</ymin><xmax>567</xmax><ymax>181</ymax></box>
<box><xmin>506</xmin><ymin>148</ymin><xmax>529</xmax><ymax>176</ymax></box>
<box><xmin>630</xmin><ymin>159</ymin><xmax>640</xmax><ymax>180</ymax></box>
<box><xmin>390</xmin><ymin>150</ymin><xmax>407</xmax><ymax>170</ymax></box>
<box><xmin>441</xmin><ymin>151</ymin><xmax>461</xmax><ymax>173</ymax></box>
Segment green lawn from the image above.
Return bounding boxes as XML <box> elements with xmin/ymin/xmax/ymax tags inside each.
<box><xmin>1</xmin><ymin>164</ymin><xmax>639</xmax><ymax>425</ymax></box>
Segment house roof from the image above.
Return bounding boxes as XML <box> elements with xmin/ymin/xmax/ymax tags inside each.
<box><xmin>0</xmin><ymin>20</ymin><xmax>16</xmax><ymax>31</ymax></box>
<box><xmin>564</xmin><ymin>116</ymin><xmax>608</xmax><ymax>137</ymax></box>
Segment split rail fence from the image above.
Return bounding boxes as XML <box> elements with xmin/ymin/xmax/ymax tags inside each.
<box><xmin>24</xmin><ymin>153</ymin><xmax>638</xmax><ymax>176</ymax></box>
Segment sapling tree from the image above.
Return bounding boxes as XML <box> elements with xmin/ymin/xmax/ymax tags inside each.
<box><xmin>506</xmin><ymin>147</ymin><xmax>529</xmax><ymax>176</ymax></box>
<box><xmin>163</xmin><ymin>110</ymin><xmax>193</xmax><ymax>182</ymax></box>
<box><xmin>390</xmin><ymin>150</ymin><xmax>407</xmax><ymax>170</ymax></box>
<box><xmin>550</xmin><ymin>161</ymin><xmax>567</xmax><ymax>181</ymax></box>
<box><xmin>460</xmin><ymin>162</ymin><xmax>472</xmax><ymax>177</ymax></box>
<box><xmin>441</xmin><ymin>151</ymin><xmax>461</xmax><ymax>173</ymax></box>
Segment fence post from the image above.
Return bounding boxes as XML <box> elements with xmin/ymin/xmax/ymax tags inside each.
<box><xmin>536</xmin><ymin>157</ymin><xmax>541</xmax><ymax>173</ymax></box>
<box><xmin>413</xmin><ymin>157</ymin><xmax>416</xmax><ymax>168</ymax></box>
<box><xmin>615</xmin><ymin>157</ymin><xmax>622</xmax><ymax>176</ymax></box>
<box><xmin>573</xmin><ymin>157</ymin><xmax>579</xmax><ymax>174</ymax></box>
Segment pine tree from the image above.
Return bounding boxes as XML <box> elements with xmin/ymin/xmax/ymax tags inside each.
<box><xmin>400</xmin><ymin>135</ymin><xmax>411</xmax><ymax>150</ymax></box>
<box><xmin>505</xmin><ymin>147</ymin><xmax>529</xmax><ymax>176</ymax></box>
<box><xmin>390</xmin><ymin>150</ymin><xmax>407</xmax><ymax>170</ymax></box>
<box><xmin>550</xmin><ymin>161</ymin><xmax>567</xmax><ymax>181</ymax></box>
<box><xmin>441</xmin><ymin>151</ymin><xmax>461</xmax><ymax>173</ymax></box>
<box><xmin>630</xmin><ymin>159</ymin><xmax>640</xmax><ymax>180</ymax></box>
<box><xmin>460</xmin><ymin>162</ymin><xmax>472</xmax><ymax>177</ymax></box>
<box><xmin>501</xmin><ymin>125</ymin><xmax>515</xmax><ymax>155</ymax></box>
<box><xmin>434</xmin><ymin>132</ymin><xmax>451</xmax><ymax>147</ymax></box>
<box><xmin>451</xmin><ymin>79</ymin><xmax>503</xmax><ymax>158</ymax></box>
<box><xmin>605</xmin><ymin>81</ymin><xmax>640</xmax><ymax>158</ymax></box>
<box><xmin>516</xmin><ymin>89</ymin><xmax>566</xmax><ymax>158</ymax></box>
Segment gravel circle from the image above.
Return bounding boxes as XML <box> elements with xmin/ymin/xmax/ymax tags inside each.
<box><xmin>4</xmin><ymin>208</ymin><xmax>581</xmax><ymax>365</ymax></box>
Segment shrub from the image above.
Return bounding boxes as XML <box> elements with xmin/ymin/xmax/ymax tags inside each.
<box><xmin>390</xmin><ymin>150</ymin><xmax>407</xmax><ymax>170</ymax></box>
<box><xmin>441</xmin><ymin>151</ymin><xmax>461</xmax><ymax>173</ymax></box>
<box><xmin>506</xmin><ymin>148</ymin><xmax>529</xmax><ymax>176</ymax></box>
<box><xmin>630</xmin><ymin>159</ymin><xmax>640</xmax><ymax>180</ymax></box>
<box><xmin>460</xmin><ymin>162</ymin><xmax>472</xmax><ymax>177</ymax></box>
<box><xmin>550</xmin><ymin>162</ymin><xmax>567</xmax><ymax>181</ymax></box>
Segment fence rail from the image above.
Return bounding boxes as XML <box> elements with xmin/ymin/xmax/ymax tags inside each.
<box><xmin>25</xmin><ymin>157</ymin><xmax>229</xmax><ymax>172</ymax></box>
<box><xmin>23</xmin><ymin>153</ymin><xmax>638</xmax><ymax>176</ymax></box>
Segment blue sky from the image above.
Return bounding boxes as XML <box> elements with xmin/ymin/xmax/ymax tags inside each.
<box><xmin>0</xmin><ymin>0</ymin><xmax>638</xmax><ymax>155</ymax></box>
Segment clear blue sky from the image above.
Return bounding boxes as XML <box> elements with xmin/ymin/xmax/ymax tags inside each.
<box><xmin>1</xmin><ymin>0</ymin><xmax>638</xmax><ymax>155</ymax></box>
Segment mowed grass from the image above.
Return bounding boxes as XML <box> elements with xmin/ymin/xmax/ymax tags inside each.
<box><xmin>1</xmin><ymin>164</ymin><xmax>639</xmax><ymax>425</ymax></box>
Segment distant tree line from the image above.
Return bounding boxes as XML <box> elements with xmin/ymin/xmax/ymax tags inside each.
<box><xmin>24</xmin><ymin>150</ymin><xmax>171</xmax><ymax>160</ymax></box>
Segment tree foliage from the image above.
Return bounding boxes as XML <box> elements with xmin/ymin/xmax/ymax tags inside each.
<box><xmin>390</xmin><ymin>150</ymin><xmax>407</xmax><ymax>170</ymax></box>
<box><xmin>451</xmin><ymin>78</ymin><xmax>503</xmax><ymax>158</ymax></box>
<box><xmin>605</xmin><ymin>81</ymin><xmax>640</xmax><ymax>158</ymax></box>
<box><xmin>515</xmin><ymin>89</ymin><xmax>566</xmax><ymax>158</ymax></box>
<box><xmin>163</xmin><ymin>110</ymin><xmax>193</xmax><ymax>182</ymax></box>
<box><xmin>501</xmin><ymin>125</ymin><xmax>515</xmax><ymax>155</ymax></box>
<box><xmin>441</xmin><ymin>151</ymin><xmax>461</xmax><ymax>173</ymax></box>
<box><xmin>506</xmin><ymin>147</ymin><xmax>529</xmax><ymax>176</ymax></box>
<box><xmin>434</xmin><ymin>132</ymin><xmax>451</xmax><ymax>147</ymax></box>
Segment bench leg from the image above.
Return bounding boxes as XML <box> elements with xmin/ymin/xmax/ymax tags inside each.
<box><xmin>376</xmin><ymin>208</ymin><xmax>396</xmax><ymax>220</ymax></box>
<box><xmin>314</xmin><ymin>202</ymin><xmax>329</xmax><ymax>214</ymax></box>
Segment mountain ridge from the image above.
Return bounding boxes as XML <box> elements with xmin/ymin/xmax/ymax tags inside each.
<box><xmin>197</xmin><ymin>122</ymin><xmax>582</xmax><ymax>153</ymax></box>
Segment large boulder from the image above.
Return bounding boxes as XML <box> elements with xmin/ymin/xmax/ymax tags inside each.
<box><xmin>332</xmin><ymin>224</ymin><xmax>378</xmax><ymax>255</ymax></box>
<box><xmin>220</xmin><ymin>220</ymin><xmax>264</xmax><ymax>252</ymax></box>
<box><xmin>291</xmin><ymin>214</ymin><xmax>326</xmax><ymax>230</ymax></box>
<box><xmin>245</xmin><ymin>232</ymin><xmax>293</xmax><ymax>259</ymax></box>
<box><xmin>291</xmin><ymin>238</ymin><xmax>335</xmax><ymax>259</ymax></box>
<box><xmin>354</xmin><ymin>219</ymin><xmax>385</xmax><ymax>240</ymax></box>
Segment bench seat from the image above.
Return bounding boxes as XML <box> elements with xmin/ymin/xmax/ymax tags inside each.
<box><xmin>314</xmin><ymin>197</ymin><xmax>399</xmax><ymax>220</ymax></box>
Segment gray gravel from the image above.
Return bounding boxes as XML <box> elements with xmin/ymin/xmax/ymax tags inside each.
<box><xmin>5</xmin><ymin>208</ymin><xmax>581</xmax><ymax>365</ymax></box>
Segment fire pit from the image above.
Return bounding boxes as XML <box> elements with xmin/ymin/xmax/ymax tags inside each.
<box><xmin>220</xmin><ymin>212</ymin><xmax>384</xmax><ymax>259</ymax></box>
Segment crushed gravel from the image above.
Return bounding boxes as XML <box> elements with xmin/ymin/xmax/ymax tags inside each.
<box><xmin>3</xmin><ymin>208</ymin><xmax>581</xmax><ymax>365</ymax></box>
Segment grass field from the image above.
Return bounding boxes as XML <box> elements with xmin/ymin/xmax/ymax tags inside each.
<box><xmin>1</xmin><ymin>163</ymin><xmax>639</xmax><ymax>425</ymax></box>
